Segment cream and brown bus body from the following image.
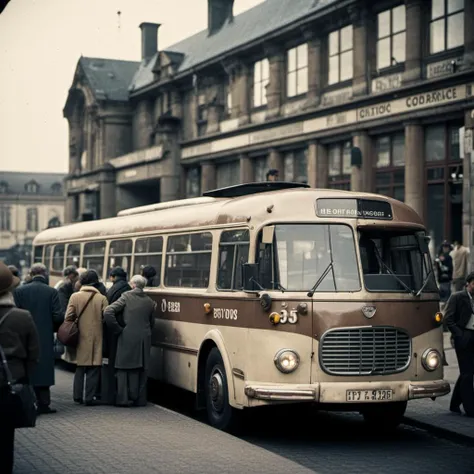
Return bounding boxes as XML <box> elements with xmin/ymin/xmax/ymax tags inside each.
<box><xmin>33</xmin><ymin>185</ymin><xmax>449</xmax><ymax>430</ymax></box>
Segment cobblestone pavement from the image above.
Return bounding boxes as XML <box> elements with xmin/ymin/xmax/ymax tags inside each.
<box><xmin>14</xmin><ymin>369</ymin><xmax>314</xmax><ymax>474</ymax></box>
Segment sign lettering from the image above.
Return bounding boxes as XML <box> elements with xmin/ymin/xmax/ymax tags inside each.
<box><xmin>316</xmin><ymin>198</ymin><xmax>393</xmax><ymax>220</ymax></box>
<box><xmin>213</xmin><ymin>308</ymin><xmax>238</xmax><ymax>320</ymax></box>
<box><xmin>161</xmin><ymin>299</ymin><xmax>180</xmax><ymax>313</ymax></box>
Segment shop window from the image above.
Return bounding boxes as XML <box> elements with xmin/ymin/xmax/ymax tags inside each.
<box><xmin>66</xmin><ymin>243</ymin><xmax>81</xmax><ymax>267</ymax></box>
<box><xmin>253</xmin><ymin>58</ymin><xmax>269</xmax><ymax>107</ymax></box>
<box><xmin>287</xmin><ymin>43</ymin><xmax>308</xmax><ymax>97</ymax></box>
<box><xmin>283</xmin><ymin>149</ymin><xmax>308</xmax><ymax>183</ymax></box>
<box><xmin>328</xmin><ymin>141</ymin><xmax>352</xmax><ymax>190</ymax></box>
<box><xmin>375</xmin><ymin>133</ymin><xmax>405</xmax><ymax>200</ymax></box>
<box><xmin>165</xmin><ymin>233</ymin><xmax>212</xmax><ymax>288</ymax></box>
<box><xmin>83</xmin><ymin>241</ymin><xmax>106</xmax><ymax>279</ymax></box>
<box><xmin>186</xmin><ymin>167</ymin><xmax>201</xmax><ymax>198</ymax></box>
<box><xmin>0</xmin><ymin>206</ymin><xmax>11</xmax><ymax>231</ymax></box>
<box><xmin>52</xmin><ymin>245</ymin><xmax>65</xmax><ymax>272</ymax></box>
<box><xmin>216</xmin><ymin>161</ymin><xmax>240</xmax><ymax>188</ymax></box>
<box><xmin>253</xmin><ymin>156</ymin><xmax>268</xmax><ymax>182</ymax></box>
<box><xmin>377</xmin><ymin>5</ymin><xmax>406</xmax><ymax>70</ymax></box>
<box><xmin>425</xmin><ymin>125</ymin><xmax>446</xmax><ymax>162</ymax></box>
<box><xmin>134</xmin><ymin>236</ymin><xmax>163</xmax><ymax>285</ymax></box>
<box><xmin>430</xmin><ymin>0</ymin><xmax>464</xmax><ymax>54</ymax></box>
<box><xmin>217</xmin><ymin>230</ymin><xmax>250</xmax><ymax>290</ymax></box>
<box><xmin>328</xmin><ymin>25</ymin><xmax>353</xmax><ymax>85</ymax></box>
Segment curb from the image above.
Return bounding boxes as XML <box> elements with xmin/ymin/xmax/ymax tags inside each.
<box><xmin>403</xmin><ymin>416</ymin><xmax>474</xmax><ymax>446</ymax></box>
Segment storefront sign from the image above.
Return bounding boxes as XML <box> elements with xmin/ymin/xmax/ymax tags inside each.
<box><xmin>315</xmin><ymin>198</ymin><xmax>393</xmax><ymax>220</ymax></box>
<box><xmin>426</xmin><ymin>57</ymin><xmax>463</xmax><ymax>80</ymax></box>
<box><xmin>371</xmin><ymin>73</ymin><xmax>402</xmax><ymax>94</ymax></box>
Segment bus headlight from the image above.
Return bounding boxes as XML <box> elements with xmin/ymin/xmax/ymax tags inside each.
<box><xmin>274</xmin><ymin>349</ymin><xmax>300</xmax><ymax>374</ymax></box>
<box><xmin>421</xmin><ymin>348</ymin><xmax>441</xmax><ymax>372</ymax></box>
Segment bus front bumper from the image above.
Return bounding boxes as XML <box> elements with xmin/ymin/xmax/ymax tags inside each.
<box><xmin>244</xmin><ymin>380</ymin><xmax>450</xmax><ymax>403</ymax></box>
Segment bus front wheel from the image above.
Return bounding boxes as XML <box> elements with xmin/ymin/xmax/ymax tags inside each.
<box><xmin>361</xmin><ymin>401</ymin><xmax>407</xmax><ymax>430</ymax></box>
<box><xmin>205</xmin><ymin>347</ymin><xmax>237</xmax><ymax>431</ymax></box>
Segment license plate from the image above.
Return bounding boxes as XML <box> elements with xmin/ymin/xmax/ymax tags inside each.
<box><xmin>346</xmin><ymin>389</ymin><xmax>393</xmax><ymax>402</ymax></box>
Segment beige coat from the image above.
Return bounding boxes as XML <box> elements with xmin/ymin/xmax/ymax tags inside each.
<box><xmin>65</xmin><ymin>286</ymin><xmax>108</xmax><ymax>366</ymax></box>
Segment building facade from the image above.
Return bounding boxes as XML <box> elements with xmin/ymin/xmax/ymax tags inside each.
<box><xmin>0</xmin><ymin>172</ymin><xmax>66</xmax><ymax>267</ymax></box>
<box><xmin>64</xmin><ymin>0</ymin><xmax>474</xmax><ymax>252</ymax></box>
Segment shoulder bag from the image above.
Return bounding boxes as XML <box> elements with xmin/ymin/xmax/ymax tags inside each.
<box><xmin>0</xmin><ymin>309</ymin><xmax>37</xmax><ymax>428</ymax></box>
<box><xmin>57</xmin><ymin>291</ymin><xmax>96</xmax><ymax>348</ymax></box>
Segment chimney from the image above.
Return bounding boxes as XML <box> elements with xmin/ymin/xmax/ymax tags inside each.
<box><xmin>208</xmin><ymin>0</ymin><xmax>234</xmax><ymax>35</ymax></box>
<box><xmin>139</xmin><ymin>22</ymin><xmax>160</xmax><ymax>62</ymax></box>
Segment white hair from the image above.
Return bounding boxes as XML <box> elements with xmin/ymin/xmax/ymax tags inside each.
<box><xmin>130</xmin><ymin>275</ymin><xmax>147</xmax><ymax>289</ymax></box>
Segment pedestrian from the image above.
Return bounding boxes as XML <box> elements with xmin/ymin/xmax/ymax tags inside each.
<box><xmin>266</xmin><ymin>168</ymin><xmax>279</xmax><ymax>182</ymax></box>
<box><xmin>435</xmin><ymin>241</ymin><xmax>453</xmax><ymax>308</ymax></box>
<box><xmin>102</xmin><ymin>267</ymin><xmax>131</xmax><ymax>405</ymax></box>
<box><xmin>104</xmin><ymin>275</ymin><xmax>156</xmax><ymax>407</ymax></box>
<box><xmin>444</xmin><ymin>272</ymin><xmax>474</xmax><ymax>417</ymax></box>
<box><xmin>13</xmin><ymin>263</ymin><xmax>61</xmax><ymax>414</ymax></box>
<box><xmin>65</xmin><ymin>270</ymin><xmax>108</xmax><ymax>406</ymax></box>
<box><xmin>451</xmin><ymin>241</ymin><xmax>470</xmax><ymax>292</ymax></box>
<box><xmin>74</xmin><ymin>267</ymin><xmax>107</xmax><ymax>296</ymax></box>
<box><xmin>141</xmin><ymin>265</ymin><xmax>157</xmax><ymax>287</ymax></box>
<box><xmin>58</xmin><ymin>266</ymin><xmax>79</xmax><ymax>317</ymax></box>
<box><xmin>0</xmin><ymin>262</ymin><xmax>40</xmax><ymax>474</ymax></box>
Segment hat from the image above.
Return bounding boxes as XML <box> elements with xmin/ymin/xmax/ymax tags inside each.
<box><xmin>141</xmin><ymin>265</ymin><xmax>157</xmax><ymax>279</ymax></box>
<box><xmin>110</xmin><ymin>267</ymin><xmax>127</xmax><ymax>278</ymax></box>
<box><xmin>0</xmin><ymin>261</ymin><xmax>20</xmax><ymax>295</ymax></box>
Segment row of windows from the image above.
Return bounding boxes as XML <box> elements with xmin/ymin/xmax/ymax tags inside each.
<box><xmin>249</xmin><ymin>1</ymin><xmax>465</xmax><ymax>107</ymax></box>
<box><xmin>37</xmin><ymin>230</ymin><xmax>250</xmax><ymax>291</ymax></box>
<box><xmin>0</xmin><ymin>208</ymin><xmax>41</xmax><ymax>232</ymax></box>
<box><xmin>0</xmin><ymin>181</ymin><xmax>62</xmax><ymax>195</ymax></box>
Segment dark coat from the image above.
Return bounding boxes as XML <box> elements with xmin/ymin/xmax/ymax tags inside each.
<box><xmin>0</xmin><ymin>300</ymin><xmax>40</xmax><ymax>384</ymax></box>
<box><xmin>13</xmin><ymin>276</ymin><xmax>62</xmax><ymax>387</ymax></box>
<box><xmin>104</xmin><ymin>288</ymin><xmax>156</xmax><ymax>370</ymax></box>
<box><xmin>107</xmin><ymin>278</ymin><xmax>131</xmax><ymax>306</ymax></box>
<box><xmin>444</xmin><ymin>290</ymin><xmax>474</xmax><ymax>337</ymax></box>
<box><xmin>58</xmin><ymin>279</ymin><xmax>75</xmax><ymax>319</ymax></box>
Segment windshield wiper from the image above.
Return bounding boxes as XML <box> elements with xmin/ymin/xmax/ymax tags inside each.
<box><xmin>307</xmin><ymin>261</ymin><xmax>333</xmax><ymax>297</ymax></box>
<box><xmin>373</xmin><ymin>246</ymin><xmax>416</xmax><ymax>296</ymax></box>
<box><xmin>415</xmin><ymin>269</ymin><xmax>434</xmax><ymax>297</ymax></box>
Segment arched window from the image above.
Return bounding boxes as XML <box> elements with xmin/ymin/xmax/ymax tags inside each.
<box><xmin>51</xmin><ymin>182</ymin><xmax>62</xmax><ymax>194</ymax></box>
<box><xmin>26</xmin><ymin>208</ymin><xmax>38</xmax><ymax>232</ymax></box>
<box><xmin>48</xmin><ymin>216</ymin><xmax>61</xmax><ymax>228</ymax></box>
<box><xmin>25</xmin><ymin>180</ymin><xmax>39</xmax><ymax>193</ymax></box>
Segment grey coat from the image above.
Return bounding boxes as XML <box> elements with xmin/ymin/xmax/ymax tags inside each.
<box><xmin>103</xmin><ymin>288</ymin><xmax>156</xmax><ymax>370</ymax></box>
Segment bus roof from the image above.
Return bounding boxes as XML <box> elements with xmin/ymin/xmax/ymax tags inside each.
<box><xmin>33</xmin><ymin>187</ymin><xmax>423</xmax><ymax>245</ymax></box>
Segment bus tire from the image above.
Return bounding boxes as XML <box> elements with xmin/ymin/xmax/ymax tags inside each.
<box><xmin>205</xmin><ymin>347</ymin><xmax>237</xmax><ymax>431</ymax></box>
<box><xmin>361</xmin><ymin>401</ymin><xmax>407</xmax><ymax>430</ymax></box>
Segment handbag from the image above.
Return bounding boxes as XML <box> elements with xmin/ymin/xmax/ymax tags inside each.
<box><xmin>0</xmin><ymin>310</ymin><xmax>37</xmax><ymax>428</ymax></box>
<box><xmin>57</xmin><ymin>292</ymin><xmax>95</xmax><ymax>348</ymax></box>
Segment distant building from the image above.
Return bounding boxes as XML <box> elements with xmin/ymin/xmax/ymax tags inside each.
<box><xmin>0</xmin><ymin>172</ymin><xmax>66</xmax><ymax>268</ymax></box>
<box><xmin>64</xmin><ymin>0</ymin><xmax>474</xmax><ymax>251</ymax></box>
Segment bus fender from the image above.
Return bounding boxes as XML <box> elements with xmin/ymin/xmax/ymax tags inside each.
<box><xmin>198</xmin><ymin>329</ymin><xmax>236</xmax><ymax>405</ymax></box>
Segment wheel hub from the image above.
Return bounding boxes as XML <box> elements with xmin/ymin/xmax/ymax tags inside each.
<box><xmin>209</xmin><ymin>369</ymin><xmax>224</xmax><ymax>413</ymax></box>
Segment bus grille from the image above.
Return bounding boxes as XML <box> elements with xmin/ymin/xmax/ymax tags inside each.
<box><xmin>319</xmin><ymin>327</ymin><xmax>411</xmax><ymax>376</ymax></box>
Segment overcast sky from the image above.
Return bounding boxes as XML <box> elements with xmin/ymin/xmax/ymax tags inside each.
<box><xmin>0</xmin><ymin>0</ymin><xmax>263</xmax><ymax>174</ymax></box>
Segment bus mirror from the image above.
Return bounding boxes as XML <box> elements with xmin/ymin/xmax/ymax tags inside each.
<box><xmin>262</xmin><ymin>226</ymin><xmax>275</xmax><ymax>244</ymax></box>
<box><xmin>242</xmin><ymin>263</ymin><xmax>260</xmax><ymax>291</ymax></box>
<box><xmin>416</xmin><ymin>232</ymin><xmax>429</xmax><ymax>254</ymax></box>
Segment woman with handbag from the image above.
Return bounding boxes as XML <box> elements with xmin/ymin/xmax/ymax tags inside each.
<box><xmin>0</xmin><ymin>262</ymin><xmax>40</xmax><ymax>474</ymax></box>
<box><xmin>65</xmin><ymin>270</ymin><xmax>108</xmax><ymax>406</ymax></box>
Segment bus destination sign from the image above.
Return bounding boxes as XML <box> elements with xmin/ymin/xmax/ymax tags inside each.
<box><xmin>316</xmin><ymin>198</ymin><xmax>393</xmax><ymax>220</ymax></box>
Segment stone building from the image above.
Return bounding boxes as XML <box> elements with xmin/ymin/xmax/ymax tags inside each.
<box><xmin>64</xmin><ymin>0</ymin><xmax>474</xmax><ymax>251</ymax></box>
<box><xmin>0</xmin><ymin>172</ymin><xmax>65</xmax><ymax>267</ymax></box>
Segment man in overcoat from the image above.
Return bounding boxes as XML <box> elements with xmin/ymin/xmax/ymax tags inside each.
<box><xmin>13</xmin><ymin>263</ymin><xmax>61</xmax><ymax>414</ymax></box>
<box><xmin>58</xmin><ymin>266</ymin><xmax>79</xmax><ymax>317</ymax></box>
<box><xmin>104</xmin><ymin>275</ymin><xmax>156</xmax><ymax>407</ymax></box>
<box><xmin>444</xmin><ymin>272</ymin><xmax>474</xmax><ymax>417</ymax></box>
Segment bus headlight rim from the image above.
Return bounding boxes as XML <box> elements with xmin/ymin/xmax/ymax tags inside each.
<box><xmin>274</xmin><ymin>349</ymin><xmax>300</xmax><ymax>374</ymax></box>
<box><xmin>421</xmin><ymin>348</ymin><xmax>441</xmax><ymax>372</ymax></box>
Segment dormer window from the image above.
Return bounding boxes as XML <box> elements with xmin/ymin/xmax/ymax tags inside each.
<box><xmin>25</xmin><ymin>180</ymin><xmax>39</xmax><ymax>193</ymax></box>
<box><xmin>0</xmin><ymin>181</ymin><xmax>8</xmax><ymax>194</ymax></box>
<box><xmin>51</xmin><ymin>182</ymin><xmax>62</xmax><ymax>194</ymax></box>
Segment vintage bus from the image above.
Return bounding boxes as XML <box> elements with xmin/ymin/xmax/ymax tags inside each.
<box><xmin>33</xmin><ymin>183</ymin><xmax>449</xmax><ymax>430</ymax></box>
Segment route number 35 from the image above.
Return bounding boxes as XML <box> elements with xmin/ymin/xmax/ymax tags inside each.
<box><xmin>279</xmin><ymin>309</ymin><xmax>298</xmax><ymax>324</ymax></box>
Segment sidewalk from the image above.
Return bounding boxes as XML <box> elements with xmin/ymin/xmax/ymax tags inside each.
<box><xmin>404</xmin><ymin>332</ymin><xmax>474</xmax><ymax>443</ymax></box>
<box><xmin>14</xmin><ymin>370</ymin><xmax>315</xmax><ymax>474</ymax></box>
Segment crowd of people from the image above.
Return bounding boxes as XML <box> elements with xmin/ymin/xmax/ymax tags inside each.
<box><xmin>0</xmin><ymin>262</ymin><xmax>156</xmax><ymax>473</ymax></box>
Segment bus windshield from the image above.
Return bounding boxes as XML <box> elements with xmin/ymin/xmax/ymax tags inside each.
<box><xmin>359</xmin><ymin>229</ymin><xmax>437</xmax><ymax>294</ymax></box>
<box><xmin>257</xmin><ymin>224</ymin><xmax>361</xmax><ymax>292</ymax></box>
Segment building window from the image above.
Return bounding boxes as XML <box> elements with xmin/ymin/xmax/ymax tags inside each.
<box><xmin>25</xmin><ymin>181</ymin><xmax>39</xmax><ymax>193</ymax></box>
<box><xmin>197</xmin><ymin>93</ymin><xmax>207</xmax><ymax>137</ymax></box>
<box><xmin>375</xmin><ymin>133</ymin><xmax>405</xmax><ymax>201</ymax></box>
<box><xmin>328</xmin><ymin>141</ymin><xmax>352</xmax><ymax>189</ymax></box>
<box><xmin>287</xmin><ymin>43</ymin><xmax>308</xmax><ymax>97</ymax></box>
<box><xmin>165</xmin><ymin>233</ymin><xmax>212</xmax><ymax>288</ymax></box>
<box><xmin>0</xmin><ymin>206</ymin><xmax>11</xmax><ymax>231</ymax></box>
<box><xmin>51</xmin><ymin>182</ymin><xmax>62</xmax><ymax>194</ymax></box>
<box><xmin>254</xmin><ymin>156</ymin><xmax>268</xmax><ymax>182</ymax></box>
<box><xmin>283</xmin><ymin>149</ymin><xmax>308</xmax><ymax>183</ymax></box>
<box><xmin>226</xmin><ymin>77</ymin><xmax>232</xmax><ymax>116</ymax></box>
<box><xmin>430</xmin><ymin>0</ymin><xmax>464</xmax><ymax>55</ymax></box>
<box><xmin>26</xmin><ymin>208</ymin><xmax>38</xmax><ymax>232</ymax></box>
<box><xmin>216</xmin><ymin>161</ymin><xmax>240</xmax><ymax>188</ymax></box>
<box><xmin>425</xmin><ymin>122</ymin><xmax>463</xmax><ymax>252</ymax></box>
<box><xmin>217</xmin><ymin>230</ymin><xmax>250</xmax><ymax>290</ymax></box>
<box><xmin>328</xmin><ymin>25</ymin><xmax>353</xmax><ymax>85</ymax></box>
<box><xmin>186</xmin><ymin>167</ymin><xmax>201</xmax><ymax>198</ymax></box>
<box><xmin>0</xmin><ymin>181</ymin><xmax>8</xmax><ymax>194</ymax></box>
<box><xmin>253</xmin><ymin>58</ymin><xmax>269</xmax><ymax>107</ymax></box>
<box><xmin>377</xmin><ymin>5</ymin><xmax>406</xmax><ymax>69</ymax></box>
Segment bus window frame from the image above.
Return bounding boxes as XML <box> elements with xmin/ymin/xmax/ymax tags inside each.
<box><xmin>51</xmin><ymin>244</ymin><xmax>66</xmax><ymax>272</ymax></box>
<box><xmin>133</xmin><ymin>235</ymin><xmax>164</xmax><ymax>287</ymax></box>
<box><xmin>33</xmin><ymin>245</ymin><xmax>44</xmax><ymax>265</ymax></box>
<box><xmin>83</xmin><ymin>240</ymin><xmax>107</xmax><ymax>281</ymax></box>
<box><xmin>44</xmin><ymin>245</ymin><xmax>53</xmax><ymax>271</ymax></box>
<box><xmin>65</xmin><ymin>242</ymin><xmax>82</xmax><ymax>268</ymax></box>
<box><xmin>107</xmin><ymin>238</ymin><xmax>133</xmax><ymax>278</ymax></box>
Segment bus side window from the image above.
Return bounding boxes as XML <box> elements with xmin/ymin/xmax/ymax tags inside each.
<box><xmin>66</xmin><ymin>243</ymin><xmax>81</xmax><ymax>267</ymax></box>
<box><xmin>217</xmin><ymin>230</ymin><xmax>250</xmax><ymax>290</ymax></box>
<box><xmin>44</xmin><ymin>245</ymin><xmax>53</xmax><ymax>271</ymax></box>
<box><xmin>83</xmin><ymin>241</ymin><xmax>106</xmax><ymax>280</ymax></box>
<box><xmin>33</xmin><ymin>245</ymin><xmax>44</xmax><ymax>264</ymax></box>
<box><xmin>134</xmin><ymin>236</ymin><xmax>163</xmax><ymax>286</ymax></box>
<box><xmin>108</xmin><ymin>239</ymin><xmax>133</xmax><ymax>277</ymax></box>
<box><xmin>52</xmin><ymin>244</ymin><xmax>65</xmax><ymax>272</ymax></box>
